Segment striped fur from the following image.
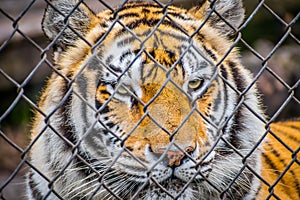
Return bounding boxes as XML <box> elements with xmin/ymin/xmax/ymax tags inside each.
<box><xmin>27</xmin><ymin>0</ymin><xmax>300</xmax><ymax>199</ymax></box>
<box><xmin>258</xmin><ymin>120</ymin><xmax>300</xmax><ymax>200</ymax></box>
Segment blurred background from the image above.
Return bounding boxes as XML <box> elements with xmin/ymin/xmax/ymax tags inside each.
<box><xmin>0</xmin><ymin>0</ymin><xmax>299</xmax><ymax>199</ymax></box>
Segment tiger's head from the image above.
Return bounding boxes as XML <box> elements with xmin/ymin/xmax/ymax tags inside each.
<box><xmin>39</xmin><ymin>0</ymin><xmax>265</xmax><ymax>199</ymax></box>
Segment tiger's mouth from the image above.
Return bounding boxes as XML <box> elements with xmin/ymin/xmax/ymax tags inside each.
<box><xmin>122</xmin><ymin>148</ymin><xmax>215</xmax><ymax>184</ymax></box>
<box><xmin>135</xmin><ymin>171</ymin><xmax>212</xmax><ymax>199</ymax></box>
<box><xmin>76</xmin><ymin>141</ymin><xmax>215</xmax><ymax>199</ymax></box>
<box><xmin>131</xmin><ymin>153</ymin><xmax>215</xmax><ymax>199</ymax></box>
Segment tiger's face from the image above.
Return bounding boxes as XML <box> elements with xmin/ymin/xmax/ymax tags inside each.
<box><xmin>73</xmin><ymin>17</ymin><xmax>219</xmax><ymax>190</ymax></box>
<box><xmin>95</xmin><ymin>32</ymin><xmax>215</xmax><ymax>180</ymax></box>
<box><xmin>35</xmin><ymin>0</ymin><xmax>264</xmax><ymax>199</ymax></box>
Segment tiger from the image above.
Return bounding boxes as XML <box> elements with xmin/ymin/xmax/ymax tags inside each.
<box><xmin>26</xmin><ymin>0</ymin><xmax>300</xmax><ymax>199</ymax></box>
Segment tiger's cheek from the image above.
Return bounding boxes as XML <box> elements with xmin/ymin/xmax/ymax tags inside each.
<box><xmin>194</xmin><ymin>87</ymin><xmax>215</xmax><ymax>144</ymax></box>
<box><xmin>124</xmin><ymin>136</ymin><xmax>150</xmax><ymax>159</ymax></box>
<box><xmin>196</xmin><ymin>97</ymin><xmax>211</xmax><ymax>117</ymax></box>
<box><xmin>196</xmin><ymin>83</ymin><xmax>216</xmax><ymax>116</ymax></box>
<box><xmin>179</xmin><ymin>111</ymin><xmax>208</xmax><ymax>149</ymax></box>
<box><xmin>128</xmin><ymin>102</ymin><xmax>145</xmax><ymax>126</ymax></box>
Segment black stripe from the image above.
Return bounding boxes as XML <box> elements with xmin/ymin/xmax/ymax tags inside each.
<box><xmin>99</xmin><ymin>89</ymin><xmax>111</xmax><ymax>96</ymax></box>
<box><xmin>100</xmin><ymin>80</ymin><xmax>115</xmax><ymax>88</ymax></box>
<box><xmin>272</xmin><ymin>124</ymin><xmax>300</xmax><ymax>143</ymax></box>
<box><xmin>190</xmin><ymin>1</ymin><xmax>207</xmax><ymax>14</ymax></box>
<box><xmin>153</xmin><ymin>33</ymin><xmax>160</xmax><ymax>49</ymax></box>
<box><xmin>118</xmin><ymin>12</ymin><xmax>140</xmax><ymax>19</ymax></box>
<box><xmin>92</xmin><ymin>32</ymin><xmax>106</xmax><ymax>47</ymax></box>
<box><xmin>28</xmin><ymin>172</ymin><xmax>44</xmax><ymax>200</ymax></box>
<box><xmin>116</xmin><ymin>18</ymin><xmax>185</xmax><ymax>36</ymax></box>
<box><xmin>99</xmin><ymin>105</ymin><xmax>110</xmax><ymax>114</ymax></box>
<box><xmin>185</xmin><ymin>48</ymin><xmax>199</xmax><ymax>71</ymax></box>
<box><xmin>226</xmin><ymin>61</ymin><xmax>246</xmax><ymax>149</ymax></box>
<box><xmin>95</xmin><ymin>96</ymin><xmax>111</xmax><ymax>114</ymax></box>
<box><xmin>228</xmin><ymin>61</ymin><xmax>246</xmax><ymax>92</ymax></box>
<box><xmin>260</xmin><ymin>150</ymin><xmax>296</xmax><ymax>198</ymax></box>
<box><xmin>105</xmin><ymin>55</ymin><xmax>114</xmax><ymax>66</ymax></box>
<box><xmin>142</xmin><ymin>7</ymin><xmax>151</xmax><ymax>13</ymax></box>
<box><xmin>60</xmin><ymin>92</ymin><xmax>76</xmax><ymax>145</ymax></box>
<box><xmin>106</xmin><ymin>122</ymin><xmax>116</xmax><ymax>129</ymax></box>
<box><xmin>202</xmin><ymin>45</ymin><xmax>217</xmax><ymax>61</ymax></box>
<box><xmin>195</xmin><ymin>32</ymin><xmax>206</xmax><ymax>43</ymax></box>
<box><xmin>118</xmin><ymin>3</ymin><xmax>162</xmax><ymax>11</ymax></box>
<box><xmin>293</xmin><ymin>170</ymin><xmax>300</xmax><ymax>198</ymax></box>
<box><xmin>119</xmin><ymin>50</ymin><xmax>133</xmax><ymax>63</ymax></box>
<box><xmin>262</xmin><ymin>151</ymin><xmax>280</xmax><ymax>175</ymax></box>
<box><xmin>211</xmin><ymin>82</ymin><xmax>222</xmax><ymax>121</ymax></box>
<box><xmin>179</xmin><ymin>60</ymin><xmax>185</xmax><ymax>79</ymax></box>
<box><xmin>268</xmin><ymin>144</ymin><xmax>288</xmax><ymax>169</ymax></box>
<box><xmin>197</xmin><ymin>59</ymin><xmax>238</xmax><ymax>149</ymax></box>
<box><xmin>125</xmin><ymin>18</ymin><xmax>173</xmax><ymax>29</ymax></box>
<box><xmin>220</xmin><ymin>64</ymin><xmax>228</xmax><ymax>80</ymax></box>
<box><xmin>289</xmin><ymin>165</ymin><xmax>300</xmax><ymax>198</ymax></box>
<box><xmin>95</xmin><ymin>99</ymin><xmax>102</xmax><ymax>110</ymax></box>
<box><xmin>56</xmin><ymin>80</ymin><xmax>100</xmax><ymax>178</ymax></box>
<box><xmin>109</xmin><ymin>64</ymin><xmax>123</xmax><ymax>73</ymax></box>
<box><xmin>216</xmin><ymin>64</ymin><xmax>228</xmax><ymax>122</ymax></box>
<box><xmin>266</xmin><ymin>142</ymin><xmax>300</xmax><ymax>197</ymax></box>
<box><xmin>290</xmin><ymin>124</ymin><xmax>300</xmax><ymax>131</ymax></box>
<box><xmin>38</xmin><ymin>80</ymin><xmax>113</xmax><ymax>196</ymax></box>
<box><xmin>227</xmin><ymin>108</ymin><xmax>244</xmax><ymax>149</ymax></box>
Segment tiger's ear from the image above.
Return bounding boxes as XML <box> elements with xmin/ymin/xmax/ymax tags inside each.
<box><xmin>189</xmin><ymin>0</ymin><xmax>245</xmax><ymax>36</ymax></box>
<box><xmin>42</xmin><ymin>0</ymin><xmax>96</xmax><ymax>50</ymax></box>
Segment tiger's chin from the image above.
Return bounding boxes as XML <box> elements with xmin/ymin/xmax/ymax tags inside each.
<box><xmin>139</xmin><ymin>179</ymin><xmax>198</xmax><ymax>200</ymax></box>
<box><xmin>113</xmin><ymin>175</ymin><xmax>209</xmax><ymax>200</ymax></box>
<box><xmin>104</xmin><ymin>153</ymin><xmax>215</xmax><ymax>199</ymax></box>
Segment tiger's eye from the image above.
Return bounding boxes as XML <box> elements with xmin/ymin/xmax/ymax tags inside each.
<box><xmin>117</xmin><ymin>85</ymin><xmax>128</xmax><ymax>95</ymax></box>
<box><xmin>188</xmin><ymin>79</ymin><xmax>203</xmax><ymax>91</ymax></box>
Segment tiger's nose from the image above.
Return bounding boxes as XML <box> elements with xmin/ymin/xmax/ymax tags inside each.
<box><xmin>166</xmin><ymin>150</ymin><xmax>185</xmax><ymax>167</ymax></box>
<box><xmin>156</xmin><ymin>146</ymin><xmax>195</xmax><ymax>168</ymax></box>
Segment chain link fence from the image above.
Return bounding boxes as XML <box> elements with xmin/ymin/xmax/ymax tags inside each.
<box><xmin>0</xmin><ymin>0</ymin><xmax>299</xmax><ymax>199</ymax></box>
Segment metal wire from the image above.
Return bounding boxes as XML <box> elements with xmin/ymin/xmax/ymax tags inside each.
<box><xmin>0</xmin><ymin>0</ymin><xmax>299</xmax><ymax>199</ymax></box>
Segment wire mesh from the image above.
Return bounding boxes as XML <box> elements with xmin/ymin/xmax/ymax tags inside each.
<box><xmin>0</xmin><ymin>0</ymin><xmax>299</xmax><ymax>199</ymax></box>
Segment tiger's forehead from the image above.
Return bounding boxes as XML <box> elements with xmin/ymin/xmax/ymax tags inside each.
<box><xmin>99</xmin><ymin>32</ymin><xmax>212</xmax><ymax>87</ymax></box>
<box><xmin>85</xmin><ymin>2</ymin><xmax>214</xmax><ymax>85</ymax></box>
<box><xmin>61</xmin><ymin>1</ymin><xmax>235</xmax><ymax>82</ymax></box>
